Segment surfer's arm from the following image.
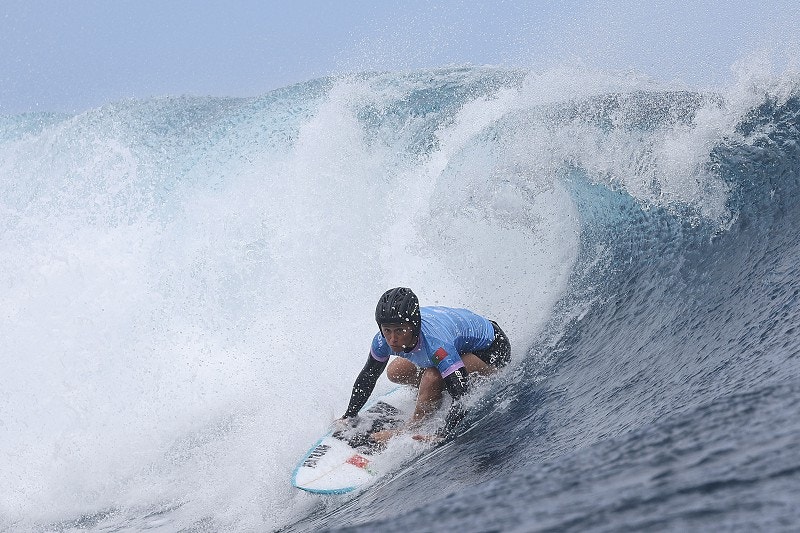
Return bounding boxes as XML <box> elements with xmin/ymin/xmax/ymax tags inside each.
<box><xmin>437</xmin><ymin>366</ymin><xmax>469</xmax><ymax>438</ymax></box>
<box><xmin>342</xmin><ymin>355</ymin><xmax>387</xmax><ymax>418</ymax></box>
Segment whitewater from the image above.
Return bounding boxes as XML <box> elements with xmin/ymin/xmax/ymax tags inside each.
<box><xmin>1</xmin><ymin>62</ymin><xmax>798</xmax><ymax>532</ymax></box>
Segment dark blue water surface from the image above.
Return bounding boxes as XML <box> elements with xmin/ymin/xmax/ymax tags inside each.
<box><xmin>286</xmin><ymin>92</ymin><xmax>800</xmax><ymax>532</ymax></box>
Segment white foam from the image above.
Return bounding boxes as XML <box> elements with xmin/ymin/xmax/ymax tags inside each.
<box><xmin>7</xmin><ymin>57</ymin><xmax>785</xmax><ymax>528</ymax></box>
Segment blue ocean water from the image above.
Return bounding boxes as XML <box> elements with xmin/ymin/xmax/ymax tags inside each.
<box><xmin>1</xmin><ymin>66</ymin><xmax>798</xmax><ymax>532</ymax></box>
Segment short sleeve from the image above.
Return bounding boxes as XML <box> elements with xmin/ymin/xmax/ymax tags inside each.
<box><xmin>370</xmin><ymin>332</ymin><xmax>391</xmax><ymax>363</ymax></box>
<box><xmin>430</xmin><ymin>344</ymin><xmax>464</xmax><ymax>377</ymax></box>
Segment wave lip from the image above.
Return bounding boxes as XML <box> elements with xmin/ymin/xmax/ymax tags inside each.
<box><xmin>286</xmin><ymin>78</ymin><xmax>800</xmax><ymax>532</ymax></box>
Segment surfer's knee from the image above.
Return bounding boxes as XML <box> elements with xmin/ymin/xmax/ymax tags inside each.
<box><xmin>387</xmin><ymin>358</ymin><xmax>422</xmax><ymax>385</ymax></box>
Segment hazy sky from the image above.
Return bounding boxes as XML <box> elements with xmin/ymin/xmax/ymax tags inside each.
<box><xmin>2</xmin><ymin>1</ymin><xmax>799</xmax><ymax>114</ymax></box>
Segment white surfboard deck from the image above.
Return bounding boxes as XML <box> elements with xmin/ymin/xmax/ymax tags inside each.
<box><xmin>292</xmin><ymin>386</ymin><xmax>423</xmax><ymax>494</ymax></box>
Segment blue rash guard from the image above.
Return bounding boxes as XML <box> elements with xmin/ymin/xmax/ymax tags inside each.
<box><xmin>370</xmin><ymin>306</ymin><xmax>495</xmax><ymax>376</ymax></box>
<box><xmin>343</xmin><ymin>306</ymin><xmax>496</xmax><ymax>437</ymax></box>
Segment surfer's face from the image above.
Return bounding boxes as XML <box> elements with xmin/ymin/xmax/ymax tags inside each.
<box><xmin>380</xmin><ymin>323</ymin><xmax>416</xmax><ymax>352</ymax></box>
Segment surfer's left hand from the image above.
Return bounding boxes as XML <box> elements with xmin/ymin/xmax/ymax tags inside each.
<box><xmin>411</xmin><ymin>433</ymin><xmax>443</xmax><ymax>444</ymax></box>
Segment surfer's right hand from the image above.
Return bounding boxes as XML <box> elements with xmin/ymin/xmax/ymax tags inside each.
<box><xmin>369</xmin><ymin>429</ymin><xmax>397</xmax><ymax>444</ymax></box>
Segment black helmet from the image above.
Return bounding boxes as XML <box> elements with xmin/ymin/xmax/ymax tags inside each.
<box><xmin>375</xmin><ymin>287</ymin><xmax>421</xmax><ymax>336</ymax></box>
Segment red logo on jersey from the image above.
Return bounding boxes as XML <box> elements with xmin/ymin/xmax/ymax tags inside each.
<box><xmin>433</xmin><ymin>347</ymin><xmax>448</xmax><ymax>363</ymax></box>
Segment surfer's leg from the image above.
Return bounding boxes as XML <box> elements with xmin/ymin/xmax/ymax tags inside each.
<box><xmin>387</xmin><ymin>357</ymin><xmax>423</xmax><ymax>386</ymax></box>
<box><xmin>460</xmin><ymin>353</ymin><xmax>498</xmax><ymax>377</ymax></box>
<box><xmin>410</xmin><ymin>354</ymin><xmax>500</xmax><ymax>423</ymax></box>
<box><xmin>411</xmin><ymin>367</ymin><xmax>445</xmax><ymax>422</ymax></box>
<box><xmin>471</xmin><ymin>321</ymin><xmax>511</xmax><ymax>368</ymax></box>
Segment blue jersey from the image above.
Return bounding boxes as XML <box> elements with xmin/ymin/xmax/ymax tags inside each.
<box><xmin>370</xmin><ymin>306</ymin><xmax>495</xmax><ymax>377</ymax></box>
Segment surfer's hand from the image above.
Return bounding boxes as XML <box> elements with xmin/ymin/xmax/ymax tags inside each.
<box><xmin>369</xmin><ymin>429</ymin><xmax>396</xmax><ymax>444</ymax></box>
<box><xmin>412</xmin><ymin>433</ymin><xmax>443</xmax><ymax>444</ymax></box>
<box><xmin>333</xmin><ymin>416</ymin><xmax>359</xmax><ymax>432</ymax></box>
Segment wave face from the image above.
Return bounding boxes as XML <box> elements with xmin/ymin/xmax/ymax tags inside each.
<box><xmin>2</xmin><ymin>66</ymin><xmax>799</xmax><ymax>532</ymax></box>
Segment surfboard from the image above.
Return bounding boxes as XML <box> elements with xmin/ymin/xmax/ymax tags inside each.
<box><xmin>292</xmin><ymin>386</ymin><xmax>420</xmax><ymax>494</ymax></box>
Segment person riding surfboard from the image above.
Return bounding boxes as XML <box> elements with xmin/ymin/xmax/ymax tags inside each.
<box><xmin>338</xmin><ymin>287</ymin><xmax>511</xmax><ymax>443</ymax></box>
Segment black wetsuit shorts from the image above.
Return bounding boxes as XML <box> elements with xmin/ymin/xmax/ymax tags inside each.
<box><xmin>472</xmin><ymin>320</ymin><xmax>511</xmax><ymax>368</ymax></box>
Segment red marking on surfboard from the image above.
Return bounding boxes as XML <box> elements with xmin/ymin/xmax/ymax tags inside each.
<box><xmin>346</xmin><ymin>454</ymin><xmax>370</xmax><ymax>469</ymax></box>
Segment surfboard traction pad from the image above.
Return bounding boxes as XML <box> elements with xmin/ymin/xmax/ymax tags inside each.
<box><xmin>293</xmin><ymin>398</ymin><xmax>410</xmax><ymax>493</ymax></box>
<box><xmin>329</xmin><ymin>400</ymin><xmax>404</xmax><ymax>454</ymax></box>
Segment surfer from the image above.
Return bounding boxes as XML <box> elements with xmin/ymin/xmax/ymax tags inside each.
<box><xmin>339</xmin><ymin>287</ymin><xmax>510</xmax><ymax>444</ymax></box>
